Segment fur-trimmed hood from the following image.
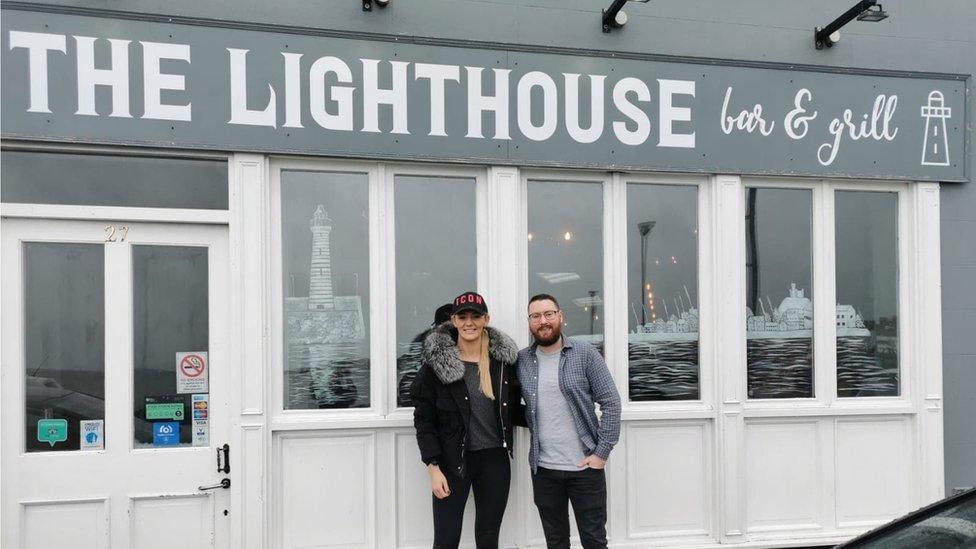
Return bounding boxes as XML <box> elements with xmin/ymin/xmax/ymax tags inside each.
<box><xmin>421</xmin><ymin>322</ymin><xmax>519</xmax><ymax>385</ymax></box>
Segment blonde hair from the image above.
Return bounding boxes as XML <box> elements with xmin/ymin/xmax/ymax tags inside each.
<box><xmin>478</xmin><ymin>333</ymin><xmax>495</xmax><ymax>400</ymax></box>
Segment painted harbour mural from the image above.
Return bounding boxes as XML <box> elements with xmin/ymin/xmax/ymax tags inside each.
<box><xmin>628</xmin><ymin>282</ymin><xmax>898</xmax><ymax>400</ymax></box>
<box><xmin>283</xmin><ymin>205</ymin><xmax>897</xmax><ymax>406</ymax></box>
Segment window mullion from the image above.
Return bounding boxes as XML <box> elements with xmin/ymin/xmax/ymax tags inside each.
<box><xmin>814</xmin><ymin>182</ymin><xmax>838</xmax><ymax>404</ymax></box>
<box><xmin>697</xmin><ymin>177</ymin><xmax>713</xmax><ymax>407</ymax></box>
<box><xmin>374</xmin><ymin>162</ymin><xmax>394</xmax><ymax>416</ymax></box>
<box><xmin>606</xmin><ymin>173</ymin><xmax>629</xmax><ymax>404</ymax></box>
<box><xmin>484</xmin><ymin>166</ymin><xmax>522</xmax><ymax>342</ymax></box>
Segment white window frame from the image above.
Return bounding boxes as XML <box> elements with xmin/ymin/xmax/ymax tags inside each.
<box><xmin>383</xmin><ymin>163</ymin><xmax>490</xmax><ymax>419</ymax></box>
<box><xmin>739</xmin><ymin>177</ymin><xmax>914</xmax><ymax>414</ymax></box>
<box><xmin>718</xmin><ymin>176</ymin><xmax>942</xmax><ymax>543</ymax></box>
<box><xmin>614</xmin><ymin>172</ymin><xmax>714</xmax><ymax>420</ymax></box>
<box><xmin>518</xmin><ymin>169</ymin><xmax>715</xmax><ymax>419</ymax></box>
<box><xmin>738</xmin><ymin>178</ymin><xmax>826</xmax><ymax>410</ymax></box>
<box><xmin>269</xmin><ymin>158</ymin><xmax>383</xmax><ymax>427</ymax></box>
<box><xmin>268</xmin><ymin>158</ymin><xmax>489</xmax><ymax>427</ymax></box>
<box><xmin>519</xmin><ymin>167</ymin><xmax>613</xmax><ymax>349</ymax></box>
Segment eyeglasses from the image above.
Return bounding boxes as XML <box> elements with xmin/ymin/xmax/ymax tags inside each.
<box><xmin>528</xmin><ymin>310</ymin><xmax>560</xmax><ymax>323</ymax></box>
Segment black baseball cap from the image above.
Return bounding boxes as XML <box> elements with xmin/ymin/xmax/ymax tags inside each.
<box><xmin>452</xmin><ymin>291</ymin><xmax>488</xmax><ymax>315</ymax></box>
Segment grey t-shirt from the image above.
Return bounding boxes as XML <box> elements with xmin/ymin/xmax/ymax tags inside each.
<box><xmin>462</xmin><ymin>361</ymin><xmax>502</xmax><ymax>451</ymax></box>
<box><xmin>535</xmin><ymin>348</ymin><xmax>587</xmax><ymax>471</ymax></box>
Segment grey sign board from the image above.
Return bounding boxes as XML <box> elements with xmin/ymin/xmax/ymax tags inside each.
<box><xmin>1</xmin><ymin>9</ymin><xmax>968</xmax><ymax>181</ymax></box>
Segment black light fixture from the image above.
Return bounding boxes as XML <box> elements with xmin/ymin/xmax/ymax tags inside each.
<box><xmin>362</xmin><ymin>0</ymin><xmax>389</xmax><ymax>12</ymax></box>
<box><xmin>856</xmin><ymin>3</ymin><xmax>889</xmax><ymax>21</ymax></box>
<box><xmin>815</xmin><ymin>0</ymin><xmax>888</xmax><ymax>49</ymax></box>
<box><xmin>603</xmin><ymin>0</ymin><xmax>651</xmax><ymax>33</ymax></box>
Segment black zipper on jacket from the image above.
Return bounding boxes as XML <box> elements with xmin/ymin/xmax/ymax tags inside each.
<box><xmin>497</xmin><ymin>361</ymin><xmax>507</xmax><ymax>449</ymax></box>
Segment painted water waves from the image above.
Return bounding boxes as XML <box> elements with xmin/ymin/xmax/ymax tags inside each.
<box><xmin>627</xmin><ymin>334</ymin><xmax>896</xmax><ymax>400</ymax></box>
<box><xmin>837</xmin><ymin>327</ymin><xmax>899</xmax><ymax>397</ymax></box>
<box><xmin>745</xmin><ymin>335</ymin><xmax>898</xmax><ymax>399</ymax></box>
<box><xmin>747</xmin><ymin>337</ymin><xmax>813</xmax><ymax>398</ymax></box>
<box><xmin>396</xmin><ymin>341</ymin><xmax>423</xmax><ymax>407</ymax></box>
<box><xmin>629</xmin><ymin>340</ymin><xmax>700</xmax><ymax>400</ymax></box>
<box><xmin>285</xmin><ymin>341</ymin><xmax>369</xmax><ymax>409</ymax></box>
<box><xmin>284</xmin><ymin>295</ymin><xmax>370</xmax><ymax>408</ymax></box>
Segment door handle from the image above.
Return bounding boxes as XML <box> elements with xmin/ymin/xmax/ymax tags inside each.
<box><xmin>198</xmin><ymin>478</ymin><xmax>231</xmax><ymax>491</ymax></box>
<box><xmin>217</xmin><ymin>443</ymin><xmax>230</xmax><ymax>474</ymax></box>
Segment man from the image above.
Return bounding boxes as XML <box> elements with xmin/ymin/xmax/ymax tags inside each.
<box><xmin>397</xmin><ymin>303</ymin><xmax>454</xmax><ymax>406</ymax></box>
<box><xmin>516</xmin><ymin>293</ymin><xmax>621</xmax><ymax>549</ymax></box>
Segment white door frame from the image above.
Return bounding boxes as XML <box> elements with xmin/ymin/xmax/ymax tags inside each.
<box><xmin>1</xmin><ymin>217</ymin><xmax>232</xmax><ymax>549</ymax></box>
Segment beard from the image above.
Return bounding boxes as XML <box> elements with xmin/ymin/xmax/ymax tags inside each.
<box><xmin>531</xmin><ymin>321</ymin><xmax>562</xmax><ymax>346</ymax></box>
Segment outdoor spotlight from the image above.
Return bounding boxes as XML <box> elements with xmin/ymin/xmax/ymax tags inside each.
<box><xmin>602</xmin><ymin>0</ymin><xmax>651</xmax><ymax>33</ymax></box>
<box><xmin>614</xmin><ymin>10</ymin><xmax>628</xmax><ymax>27</ymax></box>
<box><xmin>815</xmin><ymin>0</ymin><xmax>889</xmax><ymax>49</ymax></box>
<box><xmin>856</xmin><ymin>4</ymin><xmax>888</xmax><ymax>22</ymax></box>
<box><xmin>362</xmin><ymin>0</ymin><xmax>389</xmax><ymax>12</ymax></box>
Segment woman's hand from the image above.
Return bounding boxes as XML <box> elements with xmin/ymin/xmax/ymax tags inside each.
<box><xmin>428</xmin><ymin>464</ymin><xmax>451</xmax><ymax>499</ymax></box>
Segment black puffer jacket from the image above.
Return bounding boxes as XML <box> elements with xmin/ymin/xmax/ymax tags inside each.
<box><xmin>411</xmin><ymin>323</ymin><xmax>524</xmax><ymax>478</ymax></box>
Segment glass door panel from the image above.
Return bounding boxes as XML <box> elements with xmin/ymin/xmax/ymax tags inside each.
<box><xmin>132</xmin><ymin>245</ymin><xmax>210</xmax><ymax>447</ymax></box>
<box><xmin>24</xmin><ymin>243</ymin><xmax>105</xmax><ymax>453</ymax></box>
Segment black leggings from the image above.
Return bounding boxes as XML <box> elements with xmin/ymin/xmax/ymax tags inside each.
<box><xmin>432</xmin><ymin>447</ymin><xmax>511</xmax><ymax>549</ymax></box>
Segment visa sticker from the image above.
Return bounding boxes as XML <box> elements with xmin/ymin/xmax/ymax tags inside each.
<box><xmin>192</xmin><ymin>419</ymin><xmax>209</xmax><ymax>447</ymax></box>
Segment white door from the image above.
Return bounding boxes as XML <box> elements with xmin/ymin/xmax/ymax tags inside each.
<box><xmin>1</xmin><ymin>218</ymin><xmax>231</xmax><ymax>549</ymax></box>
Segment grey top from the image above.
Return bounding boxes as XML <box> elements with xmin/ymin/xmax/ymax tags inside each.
<box><xmin>517</xmin><ymin>336</ymin><xmax>621</xmax><ymax>473</ymax></box>
<box><xmin>462</xmin><ymin>361</ymin><xmax>502</xmax><ymax>451</ymax></box>
<box><xmin>535</xmin><ymin>347</ymin><xmax>588</xmax><ymax>471</ymax></box>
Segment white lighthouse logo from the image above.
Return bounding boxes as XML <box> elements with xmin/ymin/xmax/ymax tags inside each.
<box><xmin>920</xmin><ymin>90</ymin><xmax>951</xmax><ymax>166</ymax></box>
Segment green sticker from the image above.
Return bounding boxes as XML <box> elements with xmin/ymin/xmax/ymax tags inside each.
<box><xmin>37</xmin><ymin>419</ymin><xmax>68</xmax><ymax>446</ymax></box>
<box><xmin>146</xmin><ymin>402</ymin><xmax>185</xmax><ymax>421</ymax></box>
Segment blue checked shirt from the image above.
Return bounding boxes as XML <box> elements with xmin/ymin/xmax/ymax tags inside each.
<box><xmin>517</xmin><ymin>337</ymin><xmax>621</xmax><ymax>472</ymax></box>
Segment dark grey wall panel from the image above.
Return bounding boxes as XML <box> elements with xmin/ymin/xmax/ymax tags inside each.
<box><xmin>2</xmin><ymin>9</ymin><xmax>966</xmax><ymax>180</ymax></box>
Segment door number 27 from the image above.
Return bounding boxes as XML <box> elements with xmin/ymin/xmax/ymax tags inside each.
<box><xmin>104</xmin><ymin>225</ymin><xmax>129</xmax><ymax>242</ymax></box>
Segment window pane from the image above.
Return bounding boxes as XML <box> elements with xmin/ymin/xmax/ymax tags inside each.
<box><xmin>25</xmin><ymin>243</ymin><xmax>104</xmax><ymax>453</ymax></box>
<box><xmin>1</xmin><ymin>151</ymin><xmax>228</xmax><ymax>209</ymax></box>
<box><xmin>745</xmin><ymin>188</ymin><xmax>813</xmax><ymax>399</ymax></box>
<box><xmin>395</xmin><ymin>176</ymin><xmax>476</xmax><ymax>407</ymax></box>
<box><xmin>627</xmin><ymin>183</ymin><xmax>699</xmax><ymax>400</ymax></box>
<box><xmin>835</xmin><ymin>191</ymin><xmax>899</xmax><ymax>397</ymax></box>
<box><xmin>133</xmin><ymin>246</ymin><xmax>209</xmax><ymax>448</ymax></box>
<box><xmin>282</xmin><ymin>171</ymin><xmax>370</xmax><ymax>409</ymax></box>
<box><xmin>528</xmin><ymin>180</ymin><xmax>604</xmax><ymax>352</ymax></box>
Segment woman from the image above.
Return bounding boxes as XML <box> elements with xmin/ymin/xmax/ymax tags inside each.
<box><xmin>411</xmin><ymin>291</ymin><xmax>523</xmax><ymax>549</ymax></box>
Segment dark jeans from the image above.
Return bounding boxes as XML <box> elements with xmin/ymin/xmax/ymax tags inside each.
<box><xmin>531</xmin><ymin>466</ymin><xmax>608</xmax><ymax>549</ymax></box>
<box><xmin>432</xmin><ymin>447</ymin><xmax>511</xmax><ymax>549</ymax></box>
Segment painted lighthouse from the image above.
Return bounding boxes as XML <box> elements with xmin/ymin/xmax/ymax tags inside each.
<box><xmin>285</xmin><ymin>204</ymin><xmax>367</xmax><ymax>408</ymax></box>
<box><xmin>309</xmin><ymin>205</ymin><xmax>335</xmax><ymax>310</ymax></box>
<box><xmin>921</xmin><ymin>90</ymin><xmax>951</xmax><ymax>166</ymax></box>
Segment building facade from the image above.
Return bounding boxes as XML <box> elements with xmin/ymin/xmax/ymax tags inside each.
<box><xmin>1</xmin><ymin>1</ymin><xmax>973</xmax><ymax>548</ymax></box>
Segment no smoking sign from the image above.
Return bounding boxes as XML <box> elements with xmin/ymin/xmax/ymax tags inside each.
<box><xmin>176</xmin><ymin>351</ymin><xmax>209</xmax><ymax>393</ymax></box>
